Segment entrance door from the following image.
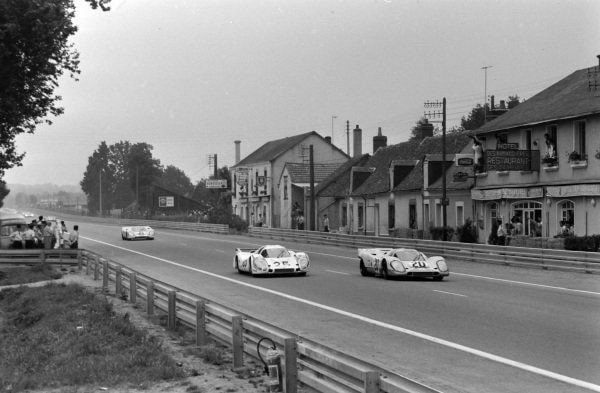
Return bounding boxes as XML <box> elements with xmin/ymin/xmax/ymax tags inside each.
<box><xmin>511</xmin><ymin>201</ymin><xmax>542</xmax><ymax>236</ymax></box>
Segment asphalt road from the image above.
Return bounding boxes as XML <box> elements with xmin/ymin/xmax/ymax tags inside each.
<box><xmin>73</xmin><ymin>220</ymin><xmax>600</xmax><ymax>393</ymax></box>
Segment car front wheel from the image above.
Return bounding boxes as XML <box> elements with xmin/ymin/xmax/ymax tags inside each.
<box><xmin>359</xmin><ymin>259</ymin><xmax>368</xmax><ymax>276</ymax></box>
<box><xmin>381</xmin><ymin>262</ymin><xmax>389</xmax><ymax>280</ymax></box>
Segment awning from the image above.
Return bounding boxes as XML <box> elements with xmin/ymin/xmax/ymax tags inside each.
<box><xmin>471</xmin><ymin>187</ymin><xmax>543</xmax><ymax>201</ymax></box>
<box><xmin>546</xmin><ymin>184</ymin><xmax>600</xmax><ymax>198</ymax></box>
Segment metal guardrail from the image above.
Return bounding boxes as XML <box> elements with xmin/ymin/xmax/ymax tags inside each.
<box><xmin>0</xmin><ymin>249</ymin><xmax>81</xmax><ymax>265</ymax></box>
<box><xmin>50</xmin><ymin>250</ymin><xmax>438</xmax><ymax>393</ymax></box>
<box><xmin>247</xmin><ymin>227</ymin><xmax>600</xmax><ymax>275</ymax></box>
<box><xmin>36</xmin><ymin>209</ymin><xmax>230</xmax><ymax>235</ymax></box>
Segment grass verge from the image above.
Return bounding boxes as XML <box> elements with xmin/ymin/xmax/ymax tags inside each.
<box><xmin>0</xmin><ymin>264</ymin><xmax>63</xmax><ymax>286</ymax></box>
<box><xmin>0</xmin><ymin>282</ymin><xmax>186</xmax><ymax>392</ymax></box>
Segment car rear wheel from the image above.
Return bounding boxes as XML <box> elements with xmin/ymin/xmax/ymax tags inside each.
<box><xmin>235</xmin><ymin>258</ymin><xmax>243</xmax><ymax>274</ymax></box>
<box><xmin>359</xmin><ymin>259</ymin><xmax>368</xmax><ymax>276</ymax></box>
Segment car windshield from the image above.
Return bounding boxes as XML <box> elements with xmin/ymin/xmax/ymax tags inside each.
<box><xmin>391</xmin><ymin>249</ymin><xmax>422</xmax><ymax>260</ymax></box>
<box><xmin>263</xmin><ymin>247</ymin><xmax>290</xmax><ymax>258</ymax></box>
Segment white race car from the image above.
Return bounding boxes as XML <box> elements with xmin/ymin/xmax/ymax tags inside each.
<box><xmin>234</xmin><ymin>244</ymin><xmax>309</xmax><ymax>276</ymax></box>
<box><xmin>121</xmin><ymin>226</ymin><xmax>154</xmax><ymax>240</ymax></box>
<box><xmin>358</xmin><ymin>248</ymin><xmax>449</xmax><ymax>280</ymax></box>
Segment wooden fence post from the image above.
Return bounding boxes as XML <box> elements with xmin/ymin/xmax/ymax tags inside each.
<box><xmin>284</xmin><ymin>337</ymin><xmax>298</xmax><ymax>393</ymax></box>
<box><xmin>146</xmin><ymin>281</ymin><xmax>154</xmax><ymax>315</ymax></box>
<box><xmin>115</xmin><ymin>267</ymin><xmax>122</xmax><ymax>297</ymax></box>
<box><xmin>363</xmin><ymin>371</ymin><xmax>379</xmax><ymax>393</ymax></box>
<box><xmin>94</xmin><ymin>256</ymin><xmax>100</xmax><ymax>280</ymax></box>
<box><xmin>102</xmin><ymin>259</ymin><xmax>109</xmax><ymax>292</ymax></box>
<box><xmin>232</xmin><ymin>316</ymin><xmax>244</xmax><ymax>370</ymax></box>
<box><xmin>77</xmin><ymin>250</ymin><xmax>82</xmax><ymax>271</ymax></box>
<box><xmin>129</xmin><ymin>272</ymin><xmax>136</xmax><ymax>304</ymax></box>
<box><xmin>168</xmin><ymin>290</ymin><xmax>176</xmax><ymax>330</ymax></box>
<box><xmin>196</xmin><ymin>300</ymin><xmax>206</xmax><ymax>346</ymax></box>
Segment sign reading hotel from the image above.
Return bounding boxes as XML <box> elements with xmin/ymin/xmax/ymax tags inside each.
<box><xmin>485</xmin><ymin>144</ymin><xmax>540</xmax><ymax>172</ymax></box>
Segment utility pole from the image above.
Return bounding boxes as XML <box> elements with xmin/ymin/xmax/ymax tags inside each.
<box><xmin>482</xmin><ymin>65</ymin><xmax>493</xmax><ymax>123</ymax></box>
<box><xmin>214</xmin><ymin>154</ymin><xmax>218</xmax><ymax>178</ymax></box>
<box><xmin>309</xmin><ymin>145</ymin><xmax>315</xmax><ymax>231</ymax></box>
<box><xmin>136</xmin><ymin>166</ymin><xmax>139</xmax><ymax>206</ymax></box>
<box><xmin>331</xmin><ymin>115</ymin><xmax>337</xmax><ymax>143</ymax></box>
<box><xmin>424</xmin><ymin>98</ymin><xmax>448</xmax><ymax>240</ymax></box>
<box><xmin>99</xmin><ymin>169</ymin><xmax>102</xmax><ymax>216</ymax></box>
<box><xmin>346</xmin><ymin>120</ymin><xmax>350</xmax><ymax>155</ymax></box>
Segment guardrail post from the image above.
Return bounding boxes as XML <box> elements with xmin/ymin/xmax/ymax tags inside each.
<box><xmin>84</xmin><ymin>253</ymin><xmax>89</xmax><ymax>275</ymax></box>
<box><xmin>102</xmin><ymin>259</ymin><xmax>109</xmax><ymax>292</ymax></box>
<box><xmin>168</xmin><ymin>290</ymin><xmax>177</xmax><ymax>330</ymax></box>
<box><xmin>115</xmin><ymin>267</ymin><xmax>122</xmax><ymax>297</ymax></box>
<box><xmin>283</xmin><ymin>337</ymin><xmax>297</xmax><ymax>393</ymax></box>
<box><xmin>363</xmin><ymin>371</ymin><xmax>380</xmax><ymax>393</ymax></box>
<box><xmin>232</xmin><ymin>315</ymin><xmax>244</xmax><ymax>369</ymax></box>
<box><xmin>40</xmin><ymin>250</ymin><xmax>46</xmax><ymax>264</ymax></box>
<box><xmin>195</xmin><ymin>300</ymin><xmax>206</xmax><ymax>346</ymax></box>
<box><xmin>94</xmin><ymin>256</ymin><xmax>100</xmax><ymax>281</ymax></box>
<box><xmin>129</xmin><ymin>272</ymin><xmax>136</xmax><ymax>304</ymax></box>
<box><xmin>146</xmin><ymin>281</ymin><xmax>154</xmax><ymax>315</ymax></box>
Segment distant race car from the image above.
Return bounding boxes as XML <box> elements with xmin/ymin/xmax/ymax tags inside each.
<box><xmin>234</xmin><ymin>244</ymin><xmax>309</xmax><ymax>276</ymax></box>
<box><xmin>121</xmin><ymin>226</ymin><xmax>154</xmax><ymax>240</ymax></box>
<box><xmin>358</xmin><ymin>248</ymin><xmax>449</xmax><ymax>280</ymax></box>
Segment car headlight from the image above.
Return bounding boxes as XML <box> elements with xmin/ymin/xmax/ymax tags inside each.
<box><xmin>253</xmin><ymin>257</ymin><xmax>268</xmax><ymax>271</ymax></box>
<box><xmin>296</xmin><ymin>255</ymin><xmax>309</xmax><ymax>270</ymax></box>
<box><xmin>436</xmin><ymin>259</ymin><xmax>448</xmax><ymax>272</ymax></box>
<box><xmin>389</xmin><ymin>261</ymin><xmax>405</xmax><ymax>272</ymax></box>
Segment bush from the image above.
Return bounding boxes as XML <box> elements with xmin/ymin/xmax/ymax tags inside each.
<box><xmin>564</xmin><ymin>235</ymin><xmax>600</xmax><ymax>252</ymax></box>
<box><xmin>456</xmin><ymin>218</ymin><xmax>478</xmax><ymax>243</ymax></box>
<box><xmin>228</xmin><ymin>214</ymin><xmax>248</xmax><ymax>232</ymax></box>
<box><xmin>429</xmin><ymin>226</ymin><xmax>455</xmax><ymax>241</ymax></box>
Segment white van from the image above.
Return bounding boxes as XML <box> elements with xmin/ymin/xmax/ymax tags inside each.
<box><xmin>0</xmin><ymin>211</ymin><xmax>28</xmax><ymax>249</ymax></box>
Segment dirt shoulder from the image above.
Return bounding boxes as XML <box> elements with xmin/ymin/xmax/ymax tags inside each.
<box><xmin>4</xmin><ymin>269</ymin><xmax>281</xmax><ymax>393</ymax></box>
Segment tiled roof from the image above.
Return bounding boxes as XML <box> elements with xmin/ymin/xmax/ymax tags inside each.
<box><xmin>233</xmin><ymin>131</ymin><xmax>348</xmax><ymax>167</ymax></box>
<box><xmin>316</xmin><ymin>154</ymin><xmax>371</xmax><ymax>197</ymax></box>
<box><xmin>475</xmin><ymin>67</ymin><xmax>600</xmax><ymax>134</ymax></box>
<box><xmin>284</xmin><ymin>162</ymin><xmax>342</xmax><ymax>184</ymax></box>
<box><xmin>352</xmin><ymin>133</ymin><xmax>471</xmax><ymax>196</ymax></box>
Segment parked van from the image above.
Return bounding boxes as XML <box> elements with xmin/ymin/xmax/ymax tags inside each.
<box><xmin>0</xmin><ymin>211</ymin><xmax>27</xmax><ymax>249</ymax></box>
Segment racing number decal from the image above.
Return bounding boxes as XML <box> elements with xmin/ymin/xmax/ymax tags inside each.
<box><xmin>412</xmin><ymin>261</ymin><xmax>426</xmax><ymax>268</ymax></box>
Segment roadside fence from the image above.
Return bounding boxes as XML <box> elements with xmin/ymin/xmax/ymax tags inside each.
<box><xmin>247</xmin><ymin>227</ymin><xmax>600</xmax><ymax>275</ymax></box>
<box><xmin>0</xmin><ymin>249</ymin><xmax>440</xmax><ymax>393</ymax></box>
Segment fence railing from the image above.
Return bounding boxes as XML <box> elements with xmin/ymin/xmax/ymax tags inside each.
<box><xmin>247</xmin><ymin>227</ymin><xmax>600</xmax><ymax>275</ymax></box>
<box><xmin>37</xmin><ymin>209</ymin><xmax>229</xmax><ymax>235</ymax></box>
<box><xmin>0</xmin><ymin>248</ymin><xmax>81</xmax><ymax>265</ymax></box>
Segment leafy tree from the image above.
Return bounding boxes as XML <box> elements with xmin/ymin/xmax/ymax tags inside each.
<box><xmin>460</xmin><ymin>104</ymin><xmax>486</xmax><ymax>131</ymax></box>
<box><xmin>507</xmin><ymin>95</ymin><xmax>521</xmax><ymax>109</ymax></box>
<box><xmin>80</xmin><ymin>142</ymin><xmax>114</xmax><ymax>214</ymax></box>
<box><xmin>0</xmin><ymin>0</ymin><xmax>80</xmax><ymax>179</ymax></box>
<box><xmin>127</xmin><ymin>143</ymin><xmax>162</xmax><ymax>209</ymax></box>
<box><xmin>409</xmin><ymin>117</ymin><xmax>438</xmax><ymax>141</ymax></box>
<box><xmin>0</xmin><ymin>181</ymin><xmax>10</xmax><ymax>208</ymax></box>
<box><xmin>158</xmin><ymin>165</ymin><xmax>194</xmax><ymax>197</ymax></box>
<box><xmin>191</xmin><ymin>166</ymin><xmax>231</xmax><ymax>218</ymax></box>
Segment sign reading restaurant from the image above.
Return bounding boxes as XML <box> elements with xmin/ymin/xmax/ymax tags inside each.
<box><xmin>485</xmin><ymin>143</ymin><xmax>540</xmax><ymax>172</ymax></box>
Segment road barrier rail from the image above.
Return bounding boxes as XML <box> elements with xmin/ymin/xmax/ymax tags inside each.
<box><xmin>247</xmin><ymin>227</ymin><xmax>600</xmax><ymax>274</ymax></box>
<box><xmin>0</xmin><ymin>249</ymin><xmax>442</xmax><ymax>393</ymax></box>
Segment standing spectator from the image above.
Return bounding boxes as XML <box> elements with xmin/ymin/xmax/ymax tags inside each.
<box><xmin>42</xmin><ymin>221</ymin><xmax>54</xmax><ymax>249</ymax></box>
<box><xmin>488</xmin><ymin>219</ymin><xmax>499</xmax><ymax>245</ymax></box>
<box><xmin>9</xmin><ymin>225</ymin><xmax>24</xmax><ymax>249</ymax></box>
<box><xmin>496</xmin><ymin>219</ymin><xmax>506</xmax><ymax>246</ymax></box>
<box><xmin>69</xmin><ymin>225</ymin><xmax>79</xmax><ymax>249</ymax></box>
<box><xmin>23</xmin><ymin>224</ymin><xmax>36</xmax><ymax>249</ymax></box>
<box><xmin>469</xmin><ymin>134</ymin><xmax>485</xmax><ymax>173</ymax></box>
<box><xmin>513</xmin><ymin>218</ymin><xmax>523</xmax><ymax>235</ymax></box>
<box><xmin>534</xmin><ymin>217</ymin><xmax>543</xmax><ymax>237</ymax></box>
<box><xmin>34</xmin><ymin>223</ymin><xmax>44</xmax><ymax>248</ymax></box>
<box><xmin>256</xmin><ymin>214</ymin><xmax>263</xmax><ymax>227</ymax></box>
<box><xmin>297</xmin><ymin>214</ymin><xmax>305</xmax><ymax>230</ymax></box>
<box><xmin>323</xmin><ymin>214</ymin><xmax>330</xmax><ymax>232</ymax></box>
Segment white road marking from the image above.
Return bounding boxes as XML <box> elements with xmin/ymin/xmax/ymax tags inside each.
<box><xmin>452</xmin><ymin>272</ymin><xmax>600</xmax><ymax>296</ymax></box>
<box><xmin>82</xmin><ymin>236</ymin><xmax>600</xmax><ymax>392</ymax></box>
<box><xmin>433</xmin><ymin>289</ymin><xmax>467</xmax><ymax>297</ymax></box>
<box><xmin>326</xmin><ymin>270</ymin><xmax>350</xmax><ymax>275</ymax></box>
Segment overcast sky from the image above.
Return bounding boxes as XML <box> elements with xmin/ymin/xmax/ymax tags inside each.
<box><xmin>5</xmin><ymin>0</ymin><xmax>600</xmax><ymax>187</ymax></box>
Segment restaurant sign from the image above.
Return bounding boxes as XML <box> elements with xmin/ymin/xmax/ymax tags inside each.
<box><xmin>485</xmin><ymin>149</ymin><xmax>540</xmax><ymax>172</ymax></box>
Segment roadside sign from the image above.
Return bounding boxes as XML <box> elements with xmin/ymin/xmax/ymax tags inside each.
<box><xmin>455</xmin><ymin>154</ymin><xmax>474</xmax><ymax>166</ymax></box>
<box><xmin>206</xmin><ymin>179</ymin><xmax>228</xmax><ymax>189</ymax></box>
<box><xmin>453</xmin><ymin>171</ymin><xmax>470</xmax><ymax>182</ymax></box>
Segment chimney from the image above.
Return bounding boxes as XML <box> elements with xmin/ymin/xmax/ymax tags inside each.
<box><xmin>234</xmin><ymin>140</ymin><xmax>241</xmax><ymax>164</ymax></box>
<box><xmin>419</xmin><ymin>119</ymin><xmax>434</xmax><ymax>139</ymax></box>
<box><xmin>353</xmin><ymin>125</ymin><xmax>362</xmax><ymax>157</ymax></box>
<box><xmin>597</xmin><ymin>54</ymin><xmax>600</xmax><ymax>67</ymax></box>
<box><xmin>372</xmin><ymin>127</ymin><xmax>387</xmax><ymax>153</ymax></box>
<box><xmin>324</xmin><ymin>136</ymin><xmax>331</xmax><ymax>144</ymax></box>
<box><xmin>490</xmin><ymin>95</ymin><xmax>495</xmax><ymax>110</ymax></box>
<box><xmin>499</xmin><ymin>100</ymin><xmax>506</xmax><ymax>110</ymax></box>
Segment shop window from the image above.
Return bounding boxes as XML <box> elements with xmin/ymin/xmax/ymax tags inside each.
<box><xmin>574</xmin><ymin>121</ymin><xmax>587</xmax><ymax>159</ymax></box>
<box><xmin>456</xmin><ymin>202</ymin><xmax>464</xmax><ymax>227</ymax></box>
<box><xmin>558</xmin><ymin>200</ymin><xmax>574</xmax><ymax>227</ymax></box>
<box><xmin>388</xmin><ymin>202</ymin><xmax>395</xmax><ymax>228</ymax></box>
<box><xmin>283</xmin><ymin>176</ymin><xmax>288</xmax><ymax>200</ymax></box>
<box><xmin>358</xmin><ymin>204</ymin><xmax>364</xmax><ymax>228</ymax></box>
<box><xmin>342</xmin><ymin>204</ymin><xmax>347</xmax><ymax>227</ymax></box>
